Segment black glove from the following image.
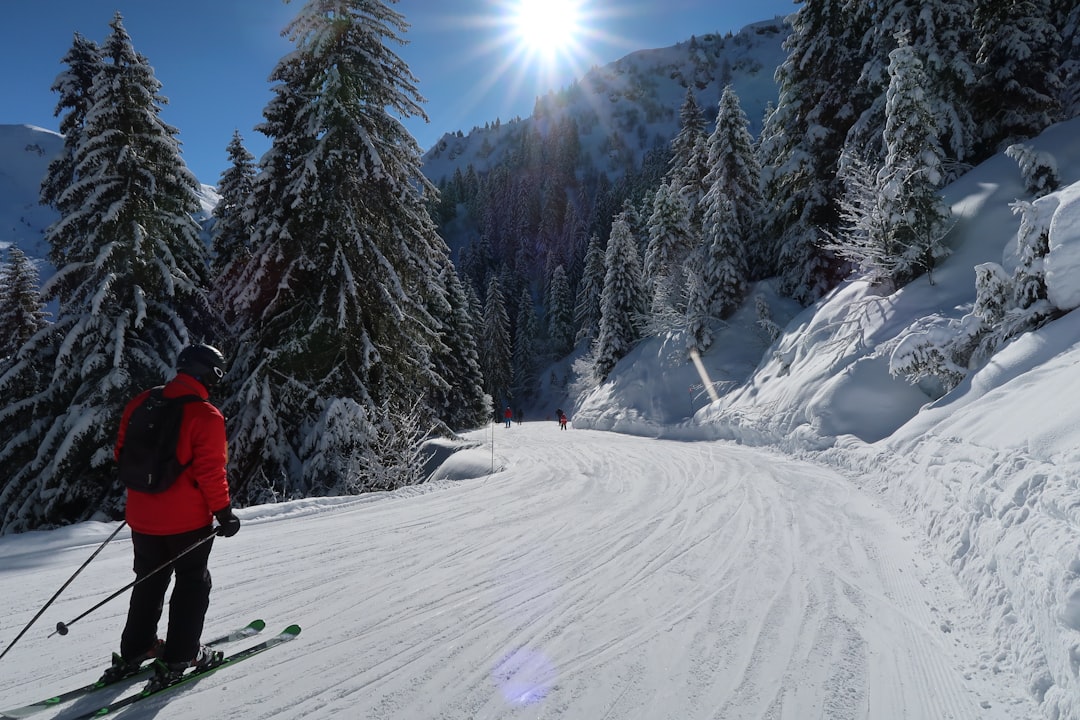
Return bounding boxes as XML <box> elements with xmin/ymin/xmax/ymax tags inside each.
<box><xmin>214</xmin><ymin>506</ymin><xmax>241</xmax><ymax>537</ymax></box>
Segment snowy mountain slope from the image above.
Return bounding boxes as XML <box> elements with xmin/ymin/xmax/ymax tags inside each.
<box><xmin>0</xmin><ymin>424</ymin><xmax>1040</xmax><ymax>719</ymax></box>
<box><xmin>0</xmin><ymin>125</ymin><xmax>62</xmax><ymax>272</ymax></box>
<box><xmin>419</xmin><ymin>18</ymin><xmax>788</xmax><ymax>185</ymax></box>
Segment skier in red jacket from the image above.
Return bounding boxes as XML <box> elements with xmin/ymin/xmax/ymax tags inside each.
<box><xmin>102</xmin><ymin>344</ymin><xmax>240</xmax><ymax>689</ymax></box>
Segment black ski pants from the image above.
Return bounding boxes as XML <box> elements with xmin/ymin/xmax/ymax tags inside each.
<box><xmin>120</xmin><ymin>526</ymin><xmax>214</xmax><ymax>665</ymax></box>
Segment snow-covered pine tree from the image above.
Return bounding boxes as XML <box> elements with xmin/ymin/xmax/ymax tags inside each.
<box><xmin>643</xmin><ymin>180</ymin><xmax>692</xmax><ymax>324</ymax></box>
<box><xmin>759</xmin><ymin>0</ymin><xmax>869</xmax><ymax>304</ymax></box>
<box><xmin>40</xmin><ymin>32</ymin><xmax>100</xmax><ymax>215</ymax></box>
<box><xmin>972</xmin><ymin>0</ymin><xmax>1062</xmax><ymax>155</ymax></box>
<box><xmin>1005</xmin><ymin>143</ymin><xmax>1060</xmax><ymax>199</ymax></box>
<box><xmin>687</xmin><ymin>194</ymin><xmax>747</xmax><ymax>353</ymax></box>
<box><xmin>512</xmin><ymin>288</ymin><xmax>539</xmax><ymax>402</ymax></box>
<box><xmin>847</xmin><ymin>0</ymin><xmax>979</xmax><ymax>174</ymax></box>
<box><xmin>874</xmin><ymin>33</ymin><xmax>952</xmax><ymax>286</ymax></box>
<box><xmin>210</xmin><ymin>130</ymin><xmax>256</xmax><ymax>325</ymax></box>
<box><xmin>546</xmin><ymin>264</ymin><xmax>575</xmax><ymax>358</ymax></box>
<box><xmin>1060</xmin><ymin>2</ymin><xmax>1080</xmax><ymax>118</ymax></box>
<box><xmin>575</xmin><ymin>233</ymin><xmax>605</xmax><ymax>343</ymax></box>
<box><xmin>846</xmin><ymin>0</ymin><xmax>984</xmax><ymax>171</ymax></box>
<box><xmin>426</xmin><ymin>257</ymin><xmax>488</xmax><ymax>431</ymax></box>
<box><xmin>668</xmin><ymin>90</ymin><xmax>710</xmax><ymax>248</ymax></box>
<box><xmin>703</xmin><ymin>85</ymin><xmax>762</xmax><ymax>277</ymax></box>
<box><xmin>481</xmin><ymin>276</ymin><xmax>513</xmax><ymax>408</ymax></box>
<box><xmin>593</xmin><ymin>212</ymin><xmax>647</xmax><ymax>381</ymax></box>
<box><xmin>224</xmin><ymin>0</ymin><xmax>453</xmax><ymax>499</ymax></box>
<box><xmin>0</xmin><ymin>247</ymin><xmax>50</xmax><ymax>361</ymax></box>
<box><xmin>0</xmin><ymin>13</ymin><xmax>214</xmax><ymax>533</ymax></box>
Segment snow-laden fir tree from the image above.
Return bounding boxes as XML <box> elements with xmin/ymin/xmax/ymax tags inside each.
<box><xmin>686</xmin><ymin>194</ymin><xmax>747</xmax><ymax>353</ymax></box>
<box><xmin>593</xmin><ymin>212</ymin><xmax>647</xmax><ymax>381</ymax></box>
<box><xmin>481</xmin><ymin>276</ymin><xmax>513</xmax><ymax>409</ymax></box>
<box><xmin>210</xmin><ymin>130</ymin><xmax>256</xmax><ymax>325</ymax></box>
<box><xmin>874</xmin><ymin>34</ymin><xmax>952</xmax><ymax>286</ymax></box>
<box><xmin>759</xmin><ymin>0</ymin><xmax>869</xmax><ymax>304</ymax></box>
<box><xmin>972</xmin><ymin>0</ymin><xmax>1062</xmax><ymax>155</ymax></box>
<box><xmin>0</xmin><ymin>14</ymin><xmax>214</xmax><ymax>533</ymax></box>
<box><xmin>0</xmin><ymin>247</ymin><xmax>50</xmax><ymax>361</ymax></box>
<box><xmin>40</xmin><ymin>32</ymin><xmax>100</xmax><ymax>213</ymax></box>
<box><xmin>846</xmin><ymin>0</ymin><xmax>978</xmax><ymax>174</ymax></box>
<box><xmin>575</xmin><ymin>232</ymin><xmax>605</xmax><ymax>343</ymax></box>
<box><xmin>425</xmin><ymin>257</ymin><xmax>488</xmax><ymax>431</ymax></box>
<box><xmin>703</xmin><ymin>85</ymin><xmax>762</xmax><ymax>277</ymax></box>
<box><xmin>668</xmin><ymin>90</ymin><xmax>711</xmax><ymax>249</ymax></box>
<box><xmin>644</xmin><ymin>180</ymin><xmax>692</xmax><ymax>324</ymax></box>
<box><xmin>512</xmin><ymin>288</ymin><xmax>539</xmax><ymax>402</ymax></box>
<box><xmin>224</xmin><ymin>0</ymin><xmax>455</xmax><ymax>499</ymax></box>
<box><xmin>546</xmin><ymin>264</ymin><xmax>575</xmax><ymax>358</ymax></box>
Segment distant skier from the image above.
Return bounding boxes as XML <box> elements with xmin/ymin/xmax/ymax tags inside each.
<box><xmin>504</xmin><ymin>406</ymin><xmax>513</xmax><ymax>428</ymax></box>
<box><xmin>558</xmin><ymin>410</ymin><xmax>568</xmax><ymax>430</ymax></box>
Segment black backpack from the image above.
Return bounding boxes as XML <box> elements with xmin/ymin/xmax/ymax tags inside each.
<box><xmin>118</xmin><ymin>387</ymin><xmax>207</xmax><ymax>493</ymax></box>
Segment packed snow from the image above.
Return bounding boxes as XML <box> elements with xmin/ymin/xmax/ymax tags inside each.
<box><xmin>0</xmin><ymin>425</ymin><xmax>1042</xmax><ymax>719</ymax></box>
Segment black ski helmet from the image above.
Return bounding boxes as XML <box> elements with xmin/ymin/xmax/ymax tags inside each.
<box><xmin>176</xmin><ymin>344</ymin><xmax>226</xmax><ymax>387</ymax></box>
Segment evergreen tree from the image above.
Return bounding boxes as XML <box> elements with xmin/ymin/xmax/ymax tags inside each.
<box><xmin>40</xmin><ymin>32</ymin><xmax>101</xmax><ymax>213</ymax></box>
<box><xmin>427</xmin><ymin>259</ymin><xmax>488</xmax><ymax>431</ymax></box>
<box><xmin>668</xmin><ymin>89</ymin><xmax>711</xmax><ymax>248</ymax></box>
<box><xmin>226</xmin><ymin>0</ymin><xmax>453</xmax><ymax>499</ymax></box>
<box><xmin>546</xmin><ymin>264</ymin><xmax>575</xmax><ymax>358</ymax></box>
<box><xmin>210</xmin><ymin>130</ymin><xmax>256</xmax><ymax>324</ymax></box>
<box><xmin>760</xmin><ymin>0</ymin><xmax>870</xmax><ymax>304</ymax></box>
<box><xmin>512</xmin><ymin>288</ymin><xmax>539</xmax><ymax>402</ymax></box>
<box><xmin>644</xmin><ymin>180</ymin><xmax>692</xmax><ymax>323</ymax></box>
<box><xmin>687</xmin><ymin>195</ymin><xmax>746</xmax><ymax>353</ymax></box>
<box><xmin>575</xmin><ymin>233</ymin><xmax>605</xmax><ymax>343</ymax></box>
<box><xmin>972</xmin><ymin>0</ymin><xmax>1062</xmax><ymax>154</ymax></box>
<box><xmin>593</xmin><ymin>212</ymin><xmax>647</xmax><ymax>381</ymax></box>
<box><xmin>0</xmin><ymin>14</ymin><xmax>213</xmax><ymax>533</ymax></box>
<box><xmin>0</xmin><ymin>247</ymin><xmax>50</xmax><ymax>361</ymax></box>
<box><xmin>847</xmin><ymin>0</ymin><xmax>979</xmax><ymax>171</ymax></box>
<box><xmin>871</xmin><ymin>35</ymin><xmax>952</xmax><ymax>286</ymax></box>
<box><xmin>481</xmin><ymin>276</ymin><xmax>513</xmax><ymax>408</ymax></box>
<box><xmin>703</xmin><ymin>85</ymin><xmax>762</xmax><ymax>277</ymax></box>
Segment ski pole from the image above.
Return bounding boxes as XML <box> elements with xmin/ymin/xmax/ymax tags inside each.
<box><xmin>0</xmin><ymin>521</ymin><xmax>127</xmax><ymax>661</ymax></box>
<box><xmin>50</xmin><ymin>530</ymin><xmax>217</xmax><ymax>638</ymax></box>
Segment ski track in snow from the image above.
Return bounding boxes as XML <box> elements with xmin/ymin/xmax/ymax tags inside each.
<box><xmin>0</xmin><ymin>425</ymin><xmax>1038</xmax><ymax>719</ymax></box>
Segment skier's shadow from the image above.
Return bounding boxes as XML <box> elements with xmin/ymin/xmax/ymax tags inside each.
<box><xmin>56</xmin><ymin>676</ymin><xmax>206</xmax><ymax>720</ymax></box>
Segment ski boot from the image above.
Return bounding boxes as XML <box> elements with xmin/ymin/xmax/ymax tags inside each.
<box><xmin>98</xmin><ymin>639</ymin><xmax>165</xmax><ymax>684</ymax></box>
<box><xmin>144</xmin><ymin>645</ymin><xmax>224</xmax><ymax>693</ymax></box>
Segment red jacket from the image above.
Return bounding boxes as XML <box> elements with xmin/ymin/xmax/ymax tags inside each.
<box><xmin>115</xmin><ymin>373</ymin><xmax>230</xmax><ymax>535</ymax></box>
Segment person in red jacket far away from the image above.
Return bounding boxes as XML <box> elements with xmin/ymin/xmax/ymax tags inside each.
<box><xmin>504</xmin><ymin>406</ymin><xmax>513</xmax><ymax>428</ymax></box>
<box><xmin>103</xmin><ymin>344</ymin><xmax>241</xmax><ymax>690</ymax></box>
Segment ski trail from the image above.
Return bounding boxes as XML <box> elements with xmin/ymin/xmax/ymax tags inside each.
<box><xmin>0</xmin><ymin>424</ymin><xmax>1039</xmax><ymax>719</ymax></box>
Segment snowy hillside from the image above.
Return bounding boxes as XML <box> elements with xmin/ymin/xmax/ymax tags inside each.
<box><xmin>419</xmin><ymin>18</ymin><xmax>788</xmax><ymax>185</ymax></box>
<box><xmin>0</xmin><ymin>125</ymin><xmax>63</xmax><ymax>273</ymax></box>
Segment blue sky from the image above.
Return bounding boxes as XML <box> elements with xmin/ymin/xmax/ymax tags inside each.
<box><xmin>0</xmin><ymin>0</ymin><xmax>795</xmax><ymax>184</ymax></box>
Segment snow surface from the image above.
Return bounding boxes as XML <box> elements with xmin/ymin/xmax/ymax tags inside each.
<box><xmin>0</xmin><ymin>425</ymin><xmax>1042</xmax><ymax>719</ymax></box>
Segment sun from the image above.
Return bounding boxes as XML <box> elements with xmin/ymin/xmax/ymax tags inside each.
<box><xmin>512</xmin><ymin>0</ymin><xmax>583</xmax><ymax>59</ymax></box>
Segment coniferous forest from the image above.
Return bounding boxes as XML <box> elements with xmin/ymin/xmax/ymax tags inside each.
<box><xmin>0</xmin><ymin>0</ymin><xmax>1078</xmax><ymax>533</ymax></box>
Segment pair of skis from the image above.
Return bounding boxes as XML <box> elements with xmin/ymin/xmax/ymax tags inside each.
<box><xmin>1</xmin><ymin>620</ymin><xmax>300</xmax><ymax>719</ymax></box>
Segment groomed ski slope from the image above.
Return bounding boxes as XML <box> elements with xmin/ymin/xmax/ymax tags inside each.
<box><xmin>0</xmin><ymin>423</ymin><xmax>1038</xmax><ymax>719</ymax></box>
